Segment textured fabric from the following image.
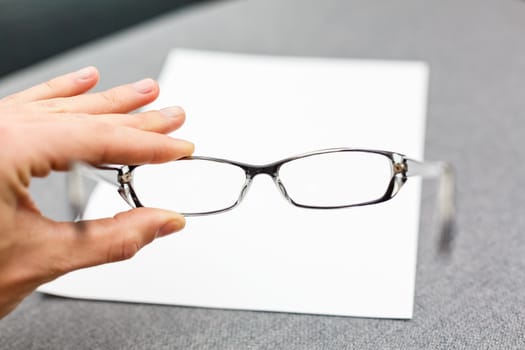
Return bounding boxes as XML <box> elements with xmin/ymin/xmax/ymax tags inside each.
<box><xmin>1</xmin><ymin>0</ymin><xmax>525</xmax><ymax>348</ymax></box>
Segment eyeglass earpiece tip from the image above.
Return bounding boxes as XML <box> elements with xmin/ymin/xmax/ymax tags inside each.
<box><xmin>437</xmin><ymin>219</ymin><xmax>456</xmax><ymax>256</ymax></box>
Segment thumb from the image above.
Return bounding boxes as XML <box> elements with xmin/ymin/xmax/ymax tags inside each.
<box><xmin>55</xmin><ymin>207</ymin><xmax>185</xmax><ymax>273</ymax></box>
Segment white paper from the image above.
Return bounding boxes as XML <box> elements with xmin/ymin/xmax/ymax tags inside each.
<box><xmin>39</xmin><ymin>49</ymin><xmax>429</xmax><ymax>319</ymax></box>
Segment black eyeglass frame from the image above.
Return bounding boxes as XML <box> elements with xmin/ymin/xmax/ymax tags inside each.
<box><xmin>70</xmin><ymin>147</ymin><xmax>456</xmax><ymax>251</ymax></box>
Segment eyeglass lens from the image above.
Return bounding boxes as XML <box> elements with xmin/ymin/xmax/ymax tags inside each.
<box><xmin>131</xmin><ymin>151</ymin><xmax>394</xmax><ymax>214</ymax></box>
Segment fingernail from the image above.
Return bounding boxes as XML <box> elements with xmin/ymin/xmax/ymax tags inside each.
<box><xmin>76</xmin><ymin>66</ymin><xmax>96</xmax><ymax>80</ymax></box>
<box><xmin>157</xmin><ymin>216</ymin><xmax>185</xmax><ymax>237</ymax></box>
<box><xmin>160</xmin><ymin>106</ymin><xmax>184</xmax><ymax>118</ymax></box>
<box><xmin>178</xmin><ymin>140</ymin><xmax>195</xmax><ymax>155</ymax></box>
<box><xmin>132</xmin><ymin>78</ymin><xmax>155</xmax><ymax>94</ymax></box>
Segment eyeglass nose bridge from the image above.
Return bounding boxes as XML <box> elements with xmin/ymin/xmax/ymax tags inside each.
<box><xmin>244</xmin><ymin>163</ymin><xmax>280</xmax><ymax>178</ymax></box>
<box><xmin>239</xmin><ymin>163</ymin><xmax>292</xmax><ymax>204</ymax></box>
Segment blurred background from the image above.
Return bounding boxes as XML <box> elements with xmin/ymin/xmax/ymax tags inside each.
<box><xmin>0</xmin><ymin>0</ymin><xmax>208</xmax><ymax>78</ymax></box>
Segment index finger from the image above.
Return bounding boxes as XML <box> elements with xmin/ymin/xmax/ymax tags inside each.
<box><xmin>28</xmin><ymin>119</ymin><xmax>194</xmax><ymax>175</ymax></box>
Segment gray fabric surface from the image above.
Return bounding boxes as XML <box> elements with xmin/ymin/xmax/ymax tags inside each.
<box><xmin>1</xmin><ymin>0</ymin><xmax>525</xmax><ymax>348</ymax></box>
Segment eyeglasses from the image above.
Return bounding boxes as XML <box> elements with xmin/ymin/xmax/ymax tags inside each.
<box><xmin>69</xmin><ymin>148</ymin><xmax>456</xmax><ymax>252</ymax></box>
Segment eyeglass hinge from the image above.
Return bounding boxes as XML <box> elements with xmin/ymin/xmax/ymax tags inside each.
<box><xmin>118</xmin><ymin>170</ymin><xmax>133</xmax><ymax>185</ymax></box>
<box><xmin>393</xmin><ymin>162</ymin><xmax>407</xmax><ymax>175</ymax></box>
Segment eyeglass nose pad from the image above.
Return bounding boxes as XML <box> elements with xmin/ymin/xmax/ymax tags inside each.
<box><xmin>238</xmin><ymin>176</ymin><xmax>253</xmax><ymax>202</ymax></box>
<box><xmin>274</xmin><ymin>177</ymin><xmax>291</xmax><ymax>201</ymax></box>
<box><xmin>118</xmin><ymin>185</ymin><xmax>136</xmax><ymax>208</ymax></box>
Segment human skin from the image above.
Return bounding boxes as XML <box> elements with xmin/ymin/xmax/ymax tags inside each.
<box><xmin>0</xmin><ymin>67</ymin><xmax>194</xmax><ymax>319</ymax></box>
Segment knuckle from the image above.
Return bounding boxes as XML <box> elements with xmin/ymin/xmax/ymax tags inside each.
<box><xmin>99</xmin><ymin>90</ymin><xmax>121</xmax><ymax>110</ymax></box>
<box><xmin>92</xmin><ymin>119</ymin><xmax>117</xmax><ymax>136</ymax></box>
<box><xmin>108</xmin><ymin>238</ymin><xmax>141</xmax><ymax>262</ymax></box>
<box><xmin>133</xmin><ymin>112</ymin><xmax>163</xmax><ymax>131</ymax></box>
<box><xmin>0</xmin><ymin>123</ymin><xmax>13</xmax><ymax>142</ymax></box>
<box><xmin>88</xmin><ymin>122</ymin><xmax>117</xmax><ymax>163</ymax></box>
<box><xmin>37</xmin><ymin>99</ymin><xmax>66</xmax><ymax>113</ymax></box>
<box><xmin>43</xmin><ymin>80</ymin><xmax>55</xmax><ymax>93</ymax></box>
<box><xmin>0</xmin><ymin>123</ymin><xmax>25</xmax><ymax>164</ymax></box>
<box><xmin>126</xmin><ymin>114</ymin><xmax>145</xmax><ymax>128</ymax></box>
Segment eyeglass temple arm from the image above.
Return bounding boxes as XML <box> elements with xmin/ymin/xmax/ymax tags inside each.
<box><xmin>68</xmin><ymin>162</ymin><xmax>122</xmax><ymax>223</ymax></box>
<box><xmin>405</xmin><ymin>159</ymin><xmax>456</xmax><ymax>253</ymax></box>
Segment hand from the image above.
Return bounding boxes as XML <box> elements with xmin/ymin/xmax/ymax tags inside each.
<box><xmin>0</xmin><ymin>67</ymin><xmax>194</xmax><ymax>319</ymax></box>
